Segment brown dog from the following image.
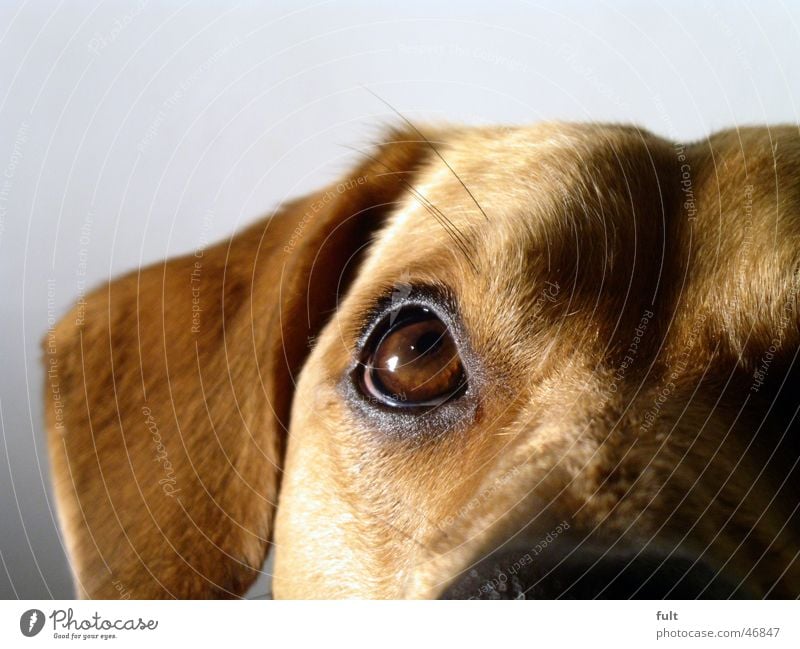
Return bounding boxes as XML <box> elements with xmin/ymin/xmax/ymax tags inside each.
<box><xmin>44</xmin><ymin>122</ymin><xmax>800</xmax><ymax>599</ymax></box>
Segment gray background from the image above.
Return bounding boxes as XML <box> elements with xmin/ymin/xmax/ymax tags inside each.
<box><xmin>1</xmin><ymin>0</ymin><xmax>798</xmax><ymax>599</ymax></box>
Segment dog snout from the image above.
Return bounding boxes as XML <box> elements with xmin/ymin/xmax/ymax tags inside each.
<box><xmin>441</xmin><ymin>534</ymin><xmax>748</xmax><ymax>599</ymax></box>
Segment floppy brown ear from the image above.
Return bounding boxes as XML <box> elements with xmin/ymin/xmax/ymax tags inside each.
<box><xmin>43</xmin><ymin>129</ymin><xmax>434</xmax><ymax>598</ymax></box>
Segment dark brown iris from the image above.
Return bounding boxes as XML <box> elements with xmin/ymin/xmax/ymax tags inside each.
<box><xmin>361</xmin><ymin>309</ymin><xmax>465</xmax><ymax>407</ymax></box>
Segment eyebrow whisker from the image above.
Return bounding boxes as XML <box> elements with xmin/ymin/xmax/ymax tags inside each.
<box><xmin>340</xmin><ymin>144</ymin><xmax>479</xmax><ymax>274</ymax></box>
<box><xmin>364</xmin><ymin>86</ymin><xmax>490</xmax><ymax>222</ymax></box>
<box><xmin>379</xmin><ymin>170</ymin><xmax>478</xmax><ymax>265</ymax></box>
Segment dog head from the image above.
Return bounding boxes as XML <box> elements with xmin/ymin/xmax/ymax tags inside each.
<box><xmin>45</xmin><ymin>122</ymin><xmax>800</xmax><ymax>598</ymax></box>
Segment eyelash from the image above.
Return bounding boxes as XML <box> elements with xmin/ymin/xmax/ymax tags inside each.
<box><xmin>354</xmin><ymin>287</ymin><xmax>457</xmax><ymax>352</ymax></box>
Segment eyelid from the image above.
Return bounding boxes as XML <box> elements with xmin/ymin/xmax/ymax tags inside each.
<box><xmin>355</xmin><ymin>285</ymin><xmax>457</xmax><ymax>351</ymax></box>
<box><xmin>370</xmin><ymin>306</ymin><xmax>434</xmax><ymax>347</ymax></box>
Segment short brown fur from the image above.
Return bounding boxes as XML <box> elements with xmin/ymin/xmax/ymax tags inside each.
<box><xmin>45</xmin><ymin>123</ymin><xmax>800</xmax><ymax>598</ymax></box>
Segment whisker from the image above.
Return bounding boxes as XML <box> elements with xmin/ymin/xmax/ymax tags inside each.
<box><xmin>339</xmin><ymin>143</ymin><xmax>472</xmax><ymax>248</ymax></box>
<box><xmin>364</xmin><ymin>86</ymin><xmax>490</xmax><ymax>222</ymax></box>
<box><xmin>339</xmin><ymin>144</ymin><xmax>479</xmax><ymax>274</ymax></box>
<box><xmin>375</xmin><ymin>170</ymin><xmax>478</xmax><ymax>268</ymax></box>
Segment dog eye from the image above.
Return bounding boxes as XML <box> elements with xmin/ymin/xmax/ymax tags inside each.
<box><xmin>359</xmin><ymin>307</ymin><xmax>466</xmax><ymax>408</ymax></box>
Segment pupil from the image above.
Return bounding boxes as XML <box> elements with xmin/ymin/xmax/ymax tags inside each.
<box><xmin>413</xmin><ymin>330</ymin><xmax>442</xmax><ymax>355</ymax></box>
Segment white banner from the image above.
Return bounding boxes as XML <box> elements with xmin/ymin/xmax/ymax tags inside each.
<box><xmin>0</xmin><ymin>600</ymin><xmax>798</xmax><ymax>648</ymax></box>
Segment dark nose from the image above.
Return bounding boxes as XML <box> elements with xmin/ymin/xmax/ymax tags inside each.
<box><xmin>441</xmin><ymin>535</ymin><xmax>745</xmax><ymax>599</ymax></box>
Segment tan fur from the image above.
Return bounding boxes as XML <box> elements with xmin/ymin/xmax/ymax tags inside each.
<box><xmin>44</xmin><ymin>123</ymin><xmax>800</xmax><ymax>598</ymax></box>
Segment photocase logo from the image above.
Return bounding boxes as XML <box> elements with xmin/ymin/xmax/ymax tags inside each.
<box><xmin>20</xmin><ymin>609</ymin><xmax>45</xmax><ymax>637</ymax></box>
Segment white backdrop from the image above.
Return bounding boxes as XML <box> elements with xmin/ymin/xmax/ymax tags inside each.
<box><xmin>1</xmin><ymin>0</ymin><xmax>798</xmax><ymax>599</ymax></box>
